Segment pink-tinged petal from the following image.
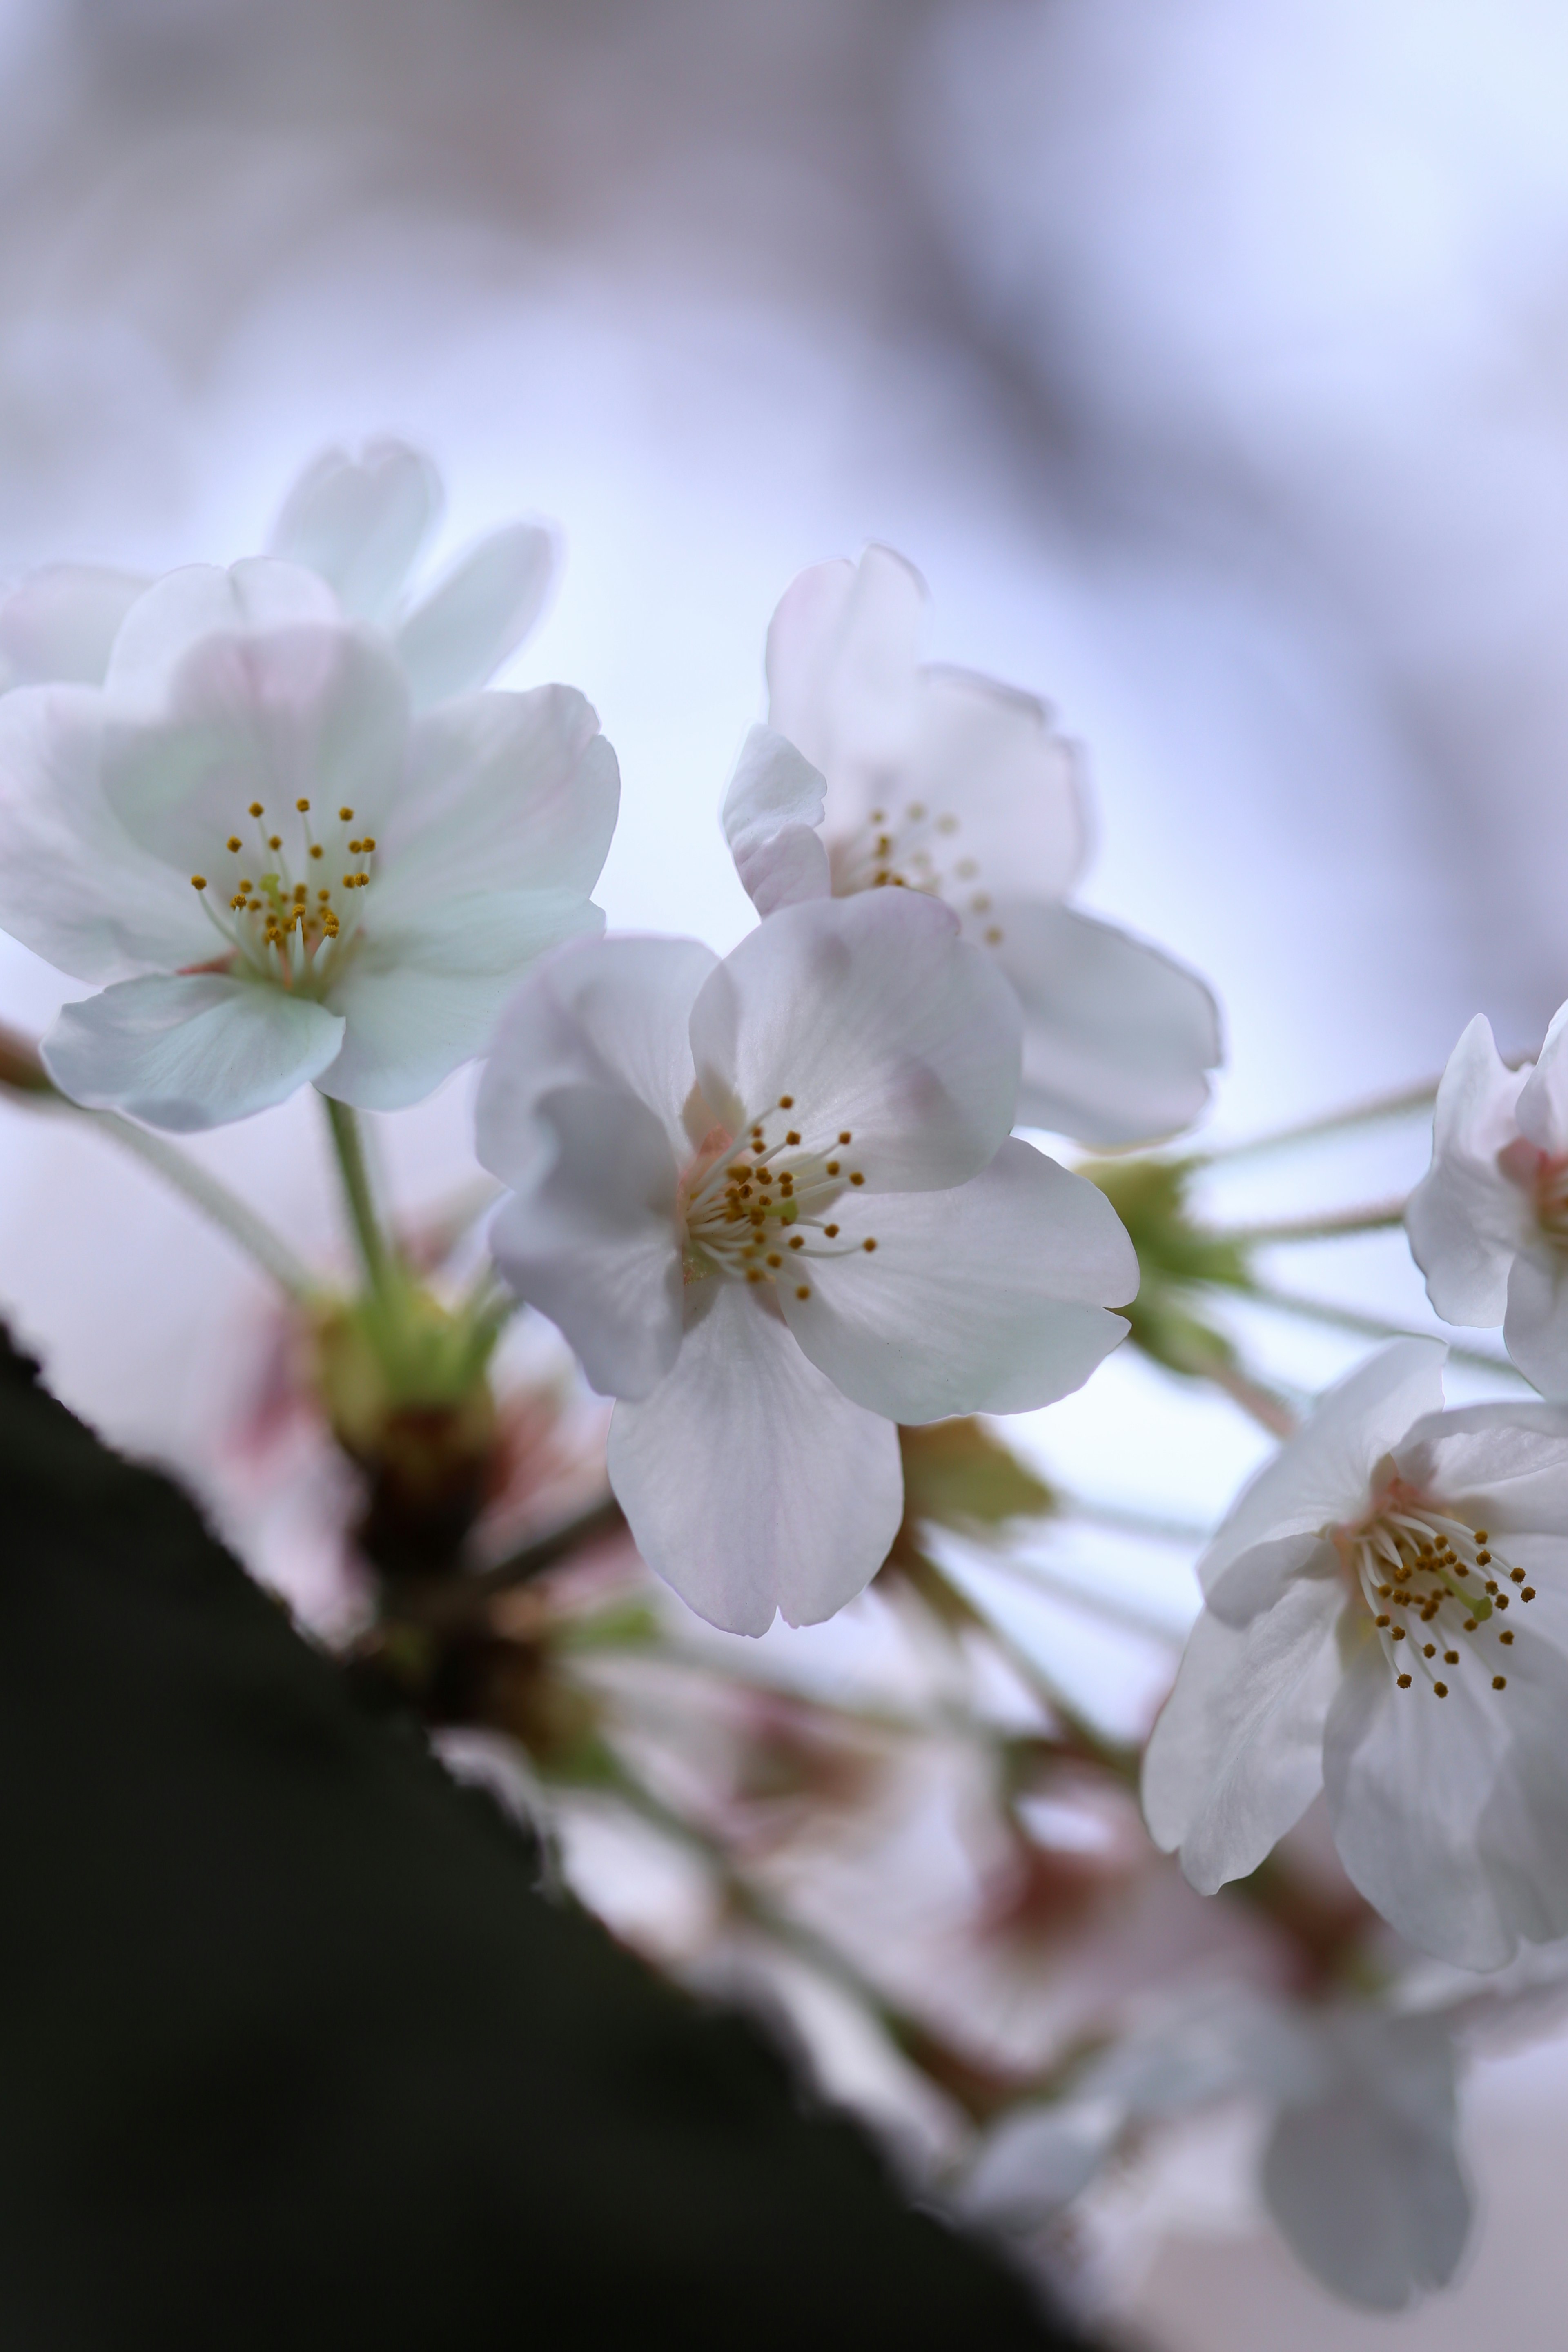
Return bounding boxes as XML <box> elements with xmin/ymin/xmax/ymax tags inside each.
<box><xmin>104</xmin><ymin>560</ymin><xmax>341</xmax><ymax>706</ymax></box>
<box><xmin>607</xmin><ymin>1281</ymin><xmax>904</xmax><ymax>1635</ymax></box>
<box><xmin>778</xmin><ymin>1138</ymin><xmax>1134</xmax><ymax>1421</ymax></box>
<box><xmin>0</xmin><ymin>686</ymin><xmax>210</xmax><ymax>982</ymax></box>
<box><xmin>1262</xmin><ymin>2013</ymin><xmax>1469</xmax><ymax>2310</ymax></box>
<box><xmin>1503</xmin><ymin>1248</ymin><xmax>1568</xmax><ymax>1400</ymax></box>
<box><xmin>1517</xmin><ymin>996</ymin><xmax>1568</xmax><ymax>1156</ymax></box>
<box><xmin>1197</xmin><ymin>1340</ymin><xmax>1448</xmax><ymax>1594</ymax></box>
<box><xmin>990</xmin><ymin>899</ymin><xmax>1221</xmax><ymax>1145</ymax></box>
<box><xmin>394</xmin><ymin>523</ymin><xmax>555</xmax><ymax>705</ymax></box>
<box><xmin>488</xmin><ymin>1083</ymin><xmax>683</xmax><ymax>1401</ymax></box>
<box><xmin>320</xmin><ymin>890</ymin><xmax>604</xmax><ymax>1112</ymax></box>
<box><xmin>1325</xmin><ymin>1612</ymin><xmax>1568</xmax><ymax>1967</ymax></box>
<box><xmin>373</xmin><ymin>686</ymin><xmax>617</xmax><ymax>916</ymax></box>
<box><xmin>720</xmin><ymin>724</ymin><xmax>831</xmax><ymax>915</ymax></box>
<box><xmin>1406</xmin><ymin>1014</ymin><xmax>1532</xmax><ymax>1327</ymax></box>
<box><xmin>1142</xmin><ymin>1535</ymin><xmax>1345</xmax><ymax>1890</ymax></box>
<box><xmin>268</xmin><ymin>439</ymin><xmax>443</xmax><ymax>623</ymax></box>
<box><xmin>42</xmin><ymin>973</ymin><xmax>344</xmax><ymax>1131</ymax></box>
<box><xmin>475</xmin><ymin>933</ymin><xmax>717</xmax><ymax>1183</ymax></box>
<box><xmin>0</xmin><ymin>563</ymin><xmax>148</xmax><ymax>689</ymax></box>
<box><xmin>102</xmin><ymin>624</ymin><xmax>410</xmax><ymax>871</ymax></box>
<box><xmin>689</xmin><ymin>890</ymin><xmax>1020</xmax><ymax>1192</ymax></box>
<box><xmin>765</xmin><ymin>546</ymin><xmax>924</xmax><ymax>786</ymax></box>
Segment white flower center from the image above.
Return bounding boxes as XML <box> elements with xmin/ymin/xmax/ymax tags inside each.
<box><xmin>1333</xmin><ymin>1481</ymin><xmax>1533</xmax><ymax>1698</ymax></box>
<box><xmin>831</xmin><ymin>802</ymin><xmax>1005</xmax><ymax>947</ymax></box>
<box><xmin>187</xmin><ymin>795</ymin><xmax>377</xmax><ymax>992</ymax></box>
<box><xmin>679</xmin><ymin>1094</ymin><xmax>881</xmax><ymax>1303</ymax></box>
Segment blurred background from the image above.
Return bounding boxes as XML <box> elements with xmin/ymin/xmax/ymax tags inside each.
<box><xmin>3</xmin><ymin>0</ymin><xmax>1568</xmax><ymax>2341</ymax></box>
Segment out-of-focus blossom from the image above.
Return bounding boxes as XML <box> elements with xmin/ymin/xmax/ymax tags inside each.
<box><xmin>721</xmin><ymin>548</ymin><xmax>1221</xmax><ymax>1145</ymax></box>
<box><xmin>1143</xmin><ymin>1339</ymin><xmax>1568</xmax><ymax>1968</ymax></box>
<box><xmin>1408</xmin><ymin>1006</ymin><xmax>1568</xmax><ymax>1397</ymax></box>
<box><xmin>0</xmin><ymin>438</ymin><xmax>555</xmax><ymax>709</ymax></box>
<box><xmin>0</xmin><ymin>559</ymin><xmax>617</xmax><ymax>1127</ymax></box>
<box><xmin>960</xmin><ymin>1990</ymin><xmax>1470</xmax><ymax>2313</ymax></box>
<box><xmin>475</xmin><ymin>889</ymin><xmax>1136</xmax><ymax>1635</ymax></box>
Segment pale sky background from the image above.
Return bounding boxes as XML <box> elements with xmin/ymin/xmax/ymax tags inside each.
<box><xmin>3</xmin><ymin>2</ymin><xmax>1568</xmax><ymax>2339</ymax></box>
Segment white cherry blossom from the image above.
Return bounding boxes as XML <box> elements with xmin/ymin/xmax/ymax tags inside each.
<box><xmin>474</xmin><ymin>889</ymin><xmax>1138</xmax><ymax>1635</ymax></box>
<box><xmin>1142</xmin><ymin>1340</ymin><xmax>1568</xmax><ymax>1970</ymax></box>
<box><xmin>1407</xmin><ymin>1006</ymin><xmax>1568</xmax><ymax>1396</ymax></box>
<box><xmin>0</xmin><ymin>558</ymin><xmax>617</xmax><ymax>1129</ymax></box>
<box><xmin>721</xmin><ymin>547</ymin><xmax>1221</xmax><ymax>1145</ymax></box>
<box><xmin>0</xmin><ymin>438</ymin><xmax>554</xmax><ymax>708</ymax></box>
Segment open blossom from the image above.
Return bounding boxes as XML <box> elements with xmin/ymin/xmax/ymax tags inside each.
<box><xmin>1142</xmin><ymin>1340</ymin><xmax>1568</xmax><ymax>1970</ymax></box>
<box><xmin>474</xmin><ymin>889</ymin><xmax>1137</xmax><ymax>1635</ymax></box>
<box><xmin>960</xmin><ymin>1990</ymin><xmax>1470</xmax><ymax>2313</ymax></box>
<box><xmin>1407</xmin><ymin>1006</ymin><xmax>1568</xmax><ymax>1397</ymax></box>
<box><xmin>0</xmin><ymin>559</ymin><xmax>618</xmax><ymax>1129</ymax></box>
<box><xmin>0</xmin><ymin>438</ymin><xmax>555</xmax><ymax>709</ymax></box>
<box><xmin>720</xmin><ymin>546</ymin><xmax>1221</xmax><ymax>1145</ymax></box>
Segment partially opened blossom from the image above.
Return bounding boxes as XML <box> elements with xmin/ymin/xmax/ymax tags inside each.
<box><xmin>0</xmin><ymin>558</ymin><xmax>617</xmax><ymax>1129</ymax></box>
<box><xmin>1407</xmin><ymin>1006</ymin><xmax>1568</xmax><ymax>1396</ymax></box>
<box><xmin>961</xmin><ymin>1991</ymin><xmax>1470</xmax><ymax>2312</ymax></box>
<box><xmin>721</xmin><ymin>548</ymin><xmax>1221</xmax><ymax>1145</ymax></box>
<box><xmin>0</xmin><ymin>438</ymin><xmax>554</xmax><ymax>709</ymax></box>
<box><xmin>475</xmin><ymin>889</ymin><xmax>1137</xmax><ymax>1635</ymax></box>
<box><xmin>1143</xmin><ymin>1340</ymin><xmax>1568</xmax><ymax>1969</ymax></box>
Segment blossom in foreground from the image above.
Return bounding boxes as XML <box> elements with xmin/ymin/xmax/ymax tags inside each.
<box><xmin>720</xmin><ymin>547</ymin><xmax>1221</xmax><ymax>1145</ymax></box>
<box><xmin>1142</xmin><ymin>1340</ymin><xmax>1568</xmax><ymax>1969</ymax></box>
<box><xmin>0</xmin><ymin>559</ymin><xmax>617</xmax><ymax>1128</ymax></box>
<box><xmin>1407</xmin><ymin>1006</ymin><xmax>1568</xmax><ymax>1397</ymax></box>
<box><xmin>474</xmin><ymin>889</ymin><xmax>1137</xmax><ymax>1634</ymax></box>
<box><xmin>959</xmin><ymin>1990</ymin><xmax>1470</xmax><ymax>2312</ymax></box>
<box><xmin>0</xmin><ymin>439</ymin><xmax>555</xmax><ymax>710</ymax></box>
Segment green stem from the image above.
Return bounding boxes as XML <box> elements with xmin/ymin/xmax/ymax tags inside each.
<box><xmin>324</xmin><ymin>1096</ymin><xmax>395</xmax><ymax>1301</ymax></box>
<box><xmin>1217</xmin><ymin>1199</ymin><xmax>1408</xmax><ymax>1247</ymax></box>
<box><xmin>1198</xmin><ymin>1082</ymin><xmax>1439</xmax><ymax>1167</ymax></box>
<box><xmin>1248</xmin><ymin>1281</ymin><xmax>1530</xmax><ymax>1379</ymax></box>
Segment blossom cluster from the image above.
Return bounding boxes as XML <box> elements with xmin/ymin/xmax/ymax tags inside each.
<box><xmin>3</xmin><ymin>437</ymin><xmax>1568</xmax><ymax>2326</ymax></box>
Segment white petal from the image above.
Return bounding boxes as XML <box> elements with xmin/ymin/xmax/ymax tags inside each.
<box><xmin>372</xmin><ymin>686</ymin><xmax>617</xmax><ymax>919</ymax></box>
<box><xmin>1324</xmin><ymin>1617</ymin><xmax>1568</xmax><ymax>1967</ymax></box>
<box><xmin>102</xmin><ymin>624</ymin><xmax>411</xmax><ymax>871</ymax></box>
<box><xmin>1503</xmin><ymin>1250</ymin><xmax>1568</xmax><ymax>1400</ymax></box>
<box><xmin>874</xmin><ymin>665</ymin><xmax>1089</xmax><ymax>906</ymax></box>
<box><xmin>0</xmin><ymin>686</ymin><xmax>211</xmax><ymax>982</ymax></box>
<box><xmin>765</xmin><ymin>546</ymin><xmax>924</xmax><ymax>782</ymax></box>
<box><xmin>719</xmin><ymin>724</ymin><xmax>831</xmax><ymax>915</ymax></box>
<box><xmin>268</xmin><ymin>439</ymin><xmax>443</xmax><ymax>623</ymax></box>
<box><xmin>488</xmin><ymin>1083</ymin><xmax>683</xmax><ymax>1400</ymax></box>
<box><xmin>1141</xmin><ymin>1535</ymin><xmax>1345</xmax><ymax>1889</ymax></box>
<box><xmin>1406</xmin><ymin>1014</ymin><xmax>1531</xmax><ymax>1327</ymax></box>
<box><xmin>960</xmin><ymin>2097</ymin><xmax>1127</xmax><ymax>2222</ymax></box>
<box><xmin>1263</xmin><ymin>2012</ymin><xmax>1469</xmax><ymax>2310</ymax></box>
<box><xmin>689</xmin><ymin>889</ymin><xmax>1020</xmax><ymax>1192</ymax></box>
<box><xmin>0</xmin><ymin>562</ymin><xmax>148</xmax><ymax>688</ymax></box>
<box><xmin>1196</xmin><ymin>1340</ymin><xmax>1448</xmax><ymax>1594</ymax></box>
<box><xmin>1396</xmin><ymin>1399</ymin><xmax>1568</xmax><ymax>1530</ymax></box>
<box><xmin>104</xmin><ymin>559</ymin><xmax>341</xmax><ymax>707</ymax></box>
<box><xmin>394</xmin><ymin>523</ymin><xmax>555</xmax><ymax>705</ymax></box>
<box><xmin>1517</xmin><ymin>996</ymin><xmax>1568</xmax><ymax>1156</ymax></box>
<box><xmin>991</xmin><ymin>900</ymin><xmax>1221</xmax><ymax>1145</ymax></box>
<box><xmin>42</xmin><ymin>973</ymin><xmax>344</xmax><ymax>1131</ymax></box>
<box><xmin>475</xmin><ymin>933</ymin><xmax>717</xmax><ymax>1183</ymax></box>
<box><xmin>318</xmin><ymin>891</ymin><xmax>603</xmax><ymax>1112</ymax></box>
<box><xmin>778</xmin><ymin>1138</ymin><xmax>1134</xmax><ymax>1421</ymax></box>
<box><xmin>607</xmin><ymin>1281</ymin><xmax>904</xmax><ymax>1635</ymax></box>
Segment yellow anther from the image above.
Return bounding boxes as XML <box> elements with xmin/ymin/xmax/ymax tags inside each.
<box><xmin>348</xmin><ymin>840</ymin><xmax>362</xmax><ymax>855</ymax></box>
<box><xmin>985</xmin><ymin>926</ymin><xmax>1004</xmax><ymax>945</ymax></box>
<box><xmin>824</xmin><ymin>1223</ymin><xmax>839</xmax><ymax>1239</ymax></box>
<box><xmin>1434</xmin><ymin>1681</ymin><xmax>1449</xmax><ymax>1697</ymax></box>
<box><xmin>906</xmin><ymin>802</ymin><xmax>926</xmax><ymax>821</ymax></box>
<box><xmin>190</xmin><ymin>874</ymin><xmax>207</xmax><ymax>890</ymax></box>
<box><xmin>1391</xmin><ymin>1626</ymin><xmax>1406</xmax><ymax>1641</ymax></box>
<box><xmin>825</xmin><ymin>1160</ymin><xmax>840</xmax><ymax>1176</ymax></box>
<box><xmin>766</xmin><ymin>1253</ymin><xmax>782</xmax><ymax>1268</ymax></box>
<box><xmin>778</xmin><ymin>1095</ymin><xmax>794</xmax><ymax>1109</ymax></box>
<box><xmin>788</xmin><ymin>1236</ymin><xmax>804</xmax><ymax>1250</ymax></box>
<box><xmin>862</xmin><ymin>1238</ymin><xmax>877</xmax><ymax>1253</ymax></box>
<box><xmin>1375</xmin><ymin>1614</ymin><xmax>1390</xmax><ymax>1627</ymax></box>
<box><xmin>317</xmin><ymin>889</ymin><xmax>330</xmax><ymax>902</ymax></box>
<box><xmin>849</xmin><ymin>1172</ymin><xmax>865</xmax><ymax>1186</ymax></box>
<box><xmin>1523</xmin><ymin>1586</ymin><xmax>1537</xmax><ymax>1601</ymax></box>
<box><xmin>249</xmin><ymin>801</ymin><xmax>264</xmax><ymax>817</ymax></box>
<box><xmin>296</xmin><ymin>797</ymin><xmax>310</xmax><ymax>813</ymax></box>
<box><xmin>1463</xmin><ymin>1617</ymin><xmax>1478</xmax><ymax>1631</ymax></box>
<box><xmin>226</xmin><ymin>835</ymin><xmax>242</xmax><ymax>852</ymax></box>
<box><xmin>1500</xmin><ymin>1629</ymin><xmax>1515</xmax><ymax>1646</ymax></box>
<box><xmin>268</xmin><ymin>834</ymin><xmax>282</xmax><ymax>850</ymax></box>
<box><xmin>310</xmin><ymin>844</ymin><xmax>323</xmax><ymax>860</ymax></box>
<box><xmin>361</xmin><ymin>835</ymin><xmax>376</xmax><ymax>852</ymax></box>
<box><xmin>339</xmin><ymin>806</ymin><xmax>354</xmax><ymax>821</ymax></box>
<box><xmin>1511</xmin><ymin>1566</ymin><xmax>1525</xmax><ymax>1582</ymax></box>
<box><xmin>293</xmin><ymin>884</ymin><xmax>307</xmax><ymax>901</ymax></box>
<box><xmin>745</xmin><ymin>1267</ymin><xmax>764</xmax><ymax>1284</ymax></box>
<box><xmin>795</xmin><ymin>1285</ymin><xmax>811</xmax><ymax>1300</ymax></box>
<box><xmin>1493</xmin><ymin>1676</ymin><xmax>1507</xmax><ymax>1690</ymax></box>
<box><xmin>1474</xmin><ymin>1530</ymin><xmax>1489</xmax><ymax>1543</ymax></box>
<box><xmin>1423</xmin><ymin>1643</ymin><xmax>1436</xmax><ymax>1657</ymax></box>
<box><xmin>1444</xmin><ymin>1650</ymin><xmax>1459</xmax><ymax>1664</ymax></box>
<box><xmin>838</xmin><ymin>1131</ymin><xmax>852</xmax><ymax>1145</ymax></box>
<box><xmin>785</xmin><ymin>1130</ymin><xmax>801</xmax><ymax>1146</ymax></box>
<box><xmin>1397</xmin><ymin>1672</ymin><xmax>1412</xmax><ymax>1687</ymax></box>
<box><xmin>343</xmin><ymin>875</ymin><xmax>356</xmax><ymax>888</ymax></box>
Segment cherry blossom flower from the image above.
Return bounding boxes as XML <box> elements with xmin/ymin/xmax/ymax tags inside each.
<box><xmin>1141</xmin><ymin>1340</ymin><xmax>1568</xmax><ymax>1969</ymax></box>
<box><xmin>721</xmin><ymin>547</ymin><xmax>1221</xmax><ymax>1145</ymax></box>
<box><xmin>474</xmin><ymin>889</ymin><xmax>1137</xmax><ymax>1635</ymax></box>
<box><xmin>1406</xmin><ymin>1006</ymin><xmax>1568</xmax><ymax>1396</ymax></box>
<box><xmin>0</xmin><ymin>559</ymin><xmax>618</xmax><ymax>1128</ymax></box>
<box><xmin>0</xmin><ymin>438</ymin><xmax>555</xmax><ymax>708</ymax></box>
<box><xmin>960</xmin><ymin>1989</ymin><xmax>1470</xmax><ymax>2312</ymax></box>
